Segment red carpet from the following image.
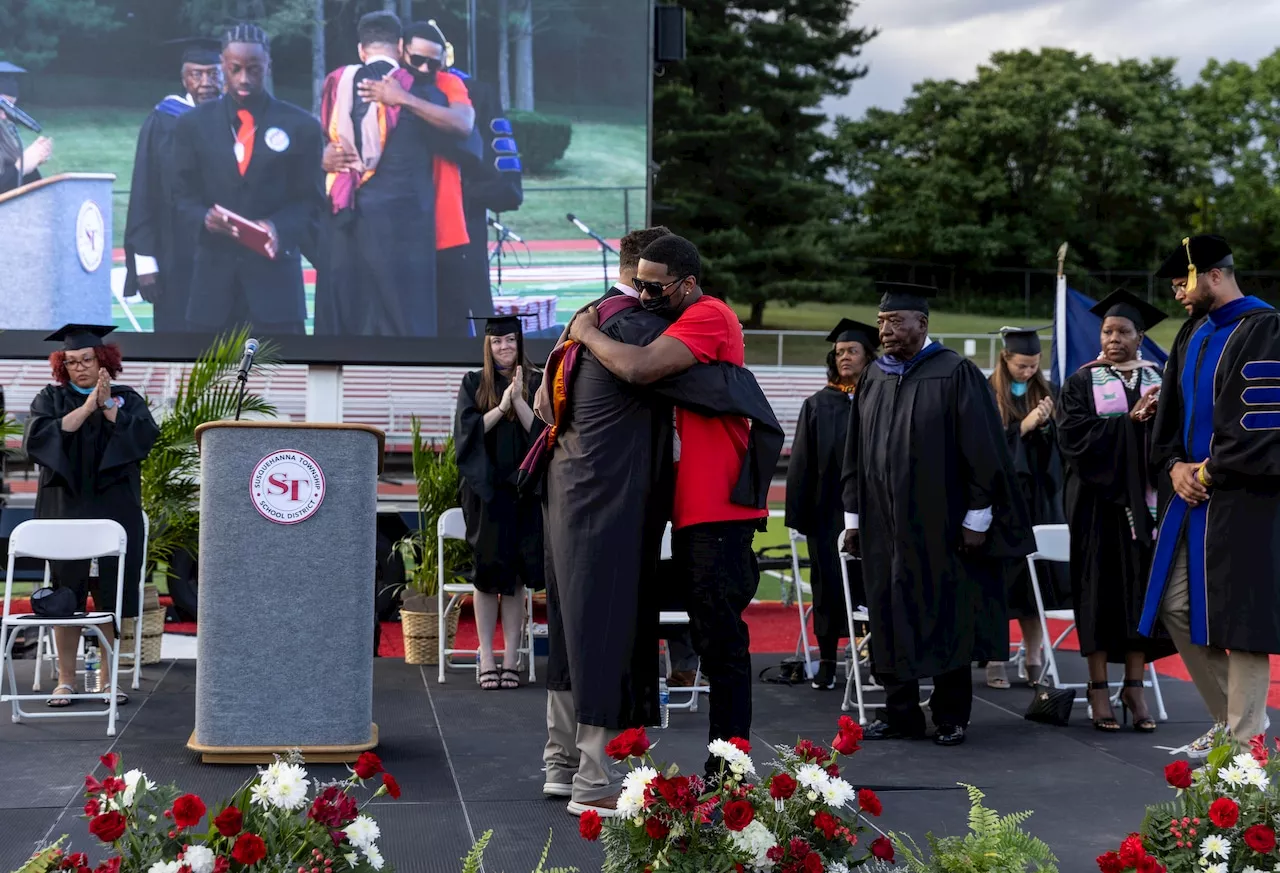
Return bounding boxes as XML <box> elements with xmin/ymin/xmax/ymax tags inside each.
<box><xmin>18</xmin><ymin>595</ymin><xmax>1280</xmax><ymax>705</ymax></box>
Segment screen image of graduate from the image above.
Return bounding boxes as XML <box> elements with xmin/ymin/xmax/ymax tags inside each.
<box><xmin>0</xmin><ymin>62</ymin><xmax>53</xmax><ymax>196</ymax></box>
<box><xmin>454</xmin><ymin>316</ymin><xmax>545</xmax><ymax>689</ymax></box>
<box><xmin>122</xmin><ymin>39</ymin><xmax>224</xmax><ymax>334</ymax></box>
<box><xmin>171</xmin><ymin>24</ymin><xmax>324</xmax><ymax>336</ymax></box>
<box><xmin>23</xmin><ymin>325</ymin><xmax>160</xmax><ymax>709</ymax></box>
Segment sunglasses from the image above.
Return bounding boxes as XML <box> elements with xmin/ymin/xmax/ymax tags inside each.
<box><xmin>407</xmin><ymin>54</ymin><xmax>442</xmax><ymax>71</ymax></box>
<box><xmin>632</xmin><ymin>276</ymin><xmax>687</xmax><ymax>297</ymax></box>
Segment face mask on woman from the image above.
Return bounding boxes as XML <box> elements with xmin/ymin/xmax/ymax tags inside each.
<box><xmin>1011</xmin><ymin>380</ymin><xmax>1029</xmax><ymax>398</ymax></box>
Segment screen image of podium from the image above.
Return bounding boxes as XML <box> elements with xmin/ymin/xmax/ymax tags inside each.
<box><xmin>189</xmin><ymin>421</ymin><xmax>384</xmax><ymax>763</ymax></box>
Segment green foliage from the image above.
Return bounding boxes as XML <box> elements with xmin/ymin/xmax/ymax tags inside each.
<box><xmin>461</xmin><ymin>829</ymin><xmax>576</xmax><ymax>873</ymax></box>
<box><xmin>1</xmin><ymin>413</ymin><xmax>21</xmax><ymax>459</ymax></box>
<box><xmin>892</xmin><ymin>784</ymin><xmax>1057</xmax><ymax>873</ymax></box>
<box><xmin>508</xmin><ymin>111</ymin><xmax>574</xmax><ymax>174</ymax></box>
<box><xmin>652</xmin><ymin>0</ymin><xmax>877</xmax><ymax>326</ymax></box>
<box><xmin>0</xmin><ymin>0</ymin><xmax>120</xmax><ymax>69</ymax></box>
<box><xmin>392</xmin><ymin>418</ymin><xmax>466</xmax><ymax>600</ymax></box>
<box><xmin>139</xmin><ymin>327</ymin><xmax>278</xmax><ymax>576</ymax></box>
<box><xmin>10</xmin><ymin>837</ymin><xmax>66</xmax><ymax>873</ymax></box>
<box><xmin>178</xmin><ymin>0</ymin><xmax>317</xmax><ymax>44</ymax></box>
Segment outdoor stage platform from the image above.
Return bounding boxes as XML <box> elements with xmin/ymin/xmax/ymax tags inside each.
<box><xmin>0</xmin><ymin>655</ymin><xmax>1240</xmax><ymax>872</ymax></box>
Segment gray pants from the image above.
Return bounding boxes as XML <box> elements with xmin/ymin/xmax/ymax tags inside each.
<box><xmin>1160</xmin><ymin>543</ymin><xmax>1271</xmax><ymax>743</ymax></box>
<box><xmin>543</xmin><ymin>689</ymin><xmax>622</xmax><ymax>803</ymax></box>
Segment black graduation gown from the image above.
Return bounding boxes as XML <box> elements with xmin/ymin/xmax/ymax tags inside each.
<box><xmin>841</xmin><ymin>346</ymin><xmax>1033</xmax><ymax>681</ymax></box>
<box><xmin>544</xmin><ymin>307</ymin><xmax>674</xmax><ymax>729</ymax></box>
<box><xmin>1058</xmin><ymin>364</ymin><xmax>1175</xmax><ymax>662</ymax></box>
<box><xmin>123</xmin><ymin>99</ymin><xmax>201</xmax><ymax>333</ymax></box>
<box><xmin>23</xmin><ymin>384</ymin><xmax>160</xmax><ymax>617</ymax></box>
<box><xmin>997</xmin><ymin>386</ymin><xmax>1069</xmax><ymax>617</ymax></box>
<box><xmin>1140</xmin><ymin>297</ymin><xmax>1280</xmax><ymax>652</ymax></box>
<box><xmin>454</xmin><ymin>369</ymin><xmax>545</xmax><ymax>595</ymax></box>
<box><xmin>785</xmin><ymin>386</ymin><xmax>862</xmax><ymax>639</ymax></box>
<box><xmin>0</xmin><ymin>162</ymin><xmax>38</xmax><ymax>195</ymax></box>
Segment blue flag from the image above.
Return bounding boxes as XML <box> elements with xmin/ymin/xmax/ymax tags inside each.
<box><xmin>1051</xmin><ymin>285</ymin><xmax>1168</xmax><ymax>385</ymax></box>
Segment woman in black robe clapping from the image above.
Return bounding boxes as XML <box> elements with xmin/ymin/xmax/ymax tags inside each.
<box><xmin>1057</xmin><ymin>291</ymin><xmax>1175</xmax><ymax>732</ymax></box>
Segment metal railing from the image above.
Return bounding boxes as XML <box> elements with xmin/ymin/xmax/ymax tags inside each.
<box><xmin>744</xmin><ymin>330</ymin><xmax>1053</xmax><ymax>369</ymax></box>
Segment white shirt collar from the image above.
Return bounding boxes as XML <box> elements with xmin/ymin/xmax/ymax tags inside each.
<box><xmin>613</xmin><ymin>282</ymin><xmax>639</xmax><ymax>299</ymax></box>
<box><xmin>363</xmin><ymin>54</ymin><xmax>401</xmax><ymax>70</ymax></box>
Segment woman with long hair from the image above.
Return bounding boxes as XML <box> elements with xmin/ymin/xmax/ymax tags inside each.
<box><xmin>454</xmin><ymin>316</ymin><xmax>545</xmax><ymax>690</ymax></box>
<box><xmin>0</xmin><ymin>66</ymin><xmax>53</xmax><ymax>195</ymax></box>
<box><xmin>785</xmin><ymin>319</ymin><xmax>878</xmax><ymax>690</ymax></box>
<box><xmin>1057</xmin><ymin>290</ymin><xmax>1174</xmax><ymax>732</ymax></box>
<box><xmin>984</xmin><ymin>328</ymin><xmax>1069</xmax><ymax>690</ymax></box>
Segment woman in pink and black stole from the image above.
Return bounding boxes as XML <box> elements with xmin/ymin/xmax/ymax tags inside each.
<box><xmin>1056</xmin><ymin>290</ymin><xmax>1175</xmax><ymax>732</ymax></box>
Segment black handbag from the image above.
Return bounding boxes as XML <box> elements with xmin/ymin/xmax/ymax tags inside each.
<box><xmin>30</xmin><ymin>587</ymin><xmax>81</xmax><ymax>619</ymax></box>
<box><xmin>1024</xmin><ymin>683</ymin><xmax>1074</xmax><ymax>727</ymax></box>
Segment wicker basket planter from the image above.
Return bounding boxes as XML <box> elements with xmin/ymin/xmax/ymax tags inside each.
<box><xmin>401</xmin><ymin>606</ymin><xmax>460</xmax><ymax>666</ymax></box>
<box><xmin>120</xmin><ymin>584</ymin><xmax>164</xmax><ymax>665</ymax></box>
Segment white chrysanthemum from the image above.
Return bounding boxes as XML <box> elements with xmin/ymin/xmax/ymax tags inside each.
<box><xmin>122</xmin><ymin>769</ymin><xmax>155</xmax><ymax>807</ymax></box>
<box><xmin>1201</xmin><ymin>834</ymin><xmax>1231</xmax><ymax>860</ymax></box>
<box><xmin>618</xmin><ymin>766</ymin><xmax>657</xmax><ymax>819</ymax></box>
<box><xmin>344</xmin><ymin>815</ymin><xmax>381</xmax><ymax>850</ymax></box>
<box><xmin>795</xmin><ymin>764</ymin><xmax>827</xmax><ymax>791</ymax></box>
<box><xmin>1243</xmin><ymin>866</ymin><xmax>1267</xmax><ymax>873</ymax></box>
<box><xmin>1219</xmin><ymin>765</ymin><xmax>1248</xmax><ymax>789</ymax></box>
<box><xmin>184</xmin><ymin>845</ymin><xmax>215</xmax><ymax>873</ymax></box>
<box><xmin>727</xmin><ymin>819</ymin><xmax>777</xmax><ymax>871</ymax></box>
<box><xmin>827</xmin><ymin>863</ymin><xmax>850</xmax><ymax>873</ymax></box>
<box><xmin>1204</xmin><ymin>864</ymin><xmax>1227</xmax><ymax>873</ymax></box>
<box><xmin>1245</xmin><ymin>768</ymin><xmax>1270</xmax><ymax>790</ymax></box>
<box><xmin>344</xmin><ymin>854</ymin><xmax>359</xmax><ymax>867</ymax></box>
<box><xmin>146</xmin><ymin>862</ymin><xmax>180</xmax><ymax>873</ymax></box>
<box><xmin>821</xmin><ymin>776</ymin><xmax>854</xmax><ymax>809</ymax></box>
<box><xmin>363</xmin><ymin>845</ymin><xmax>384</xmax><ymax>870</ymax></box>
<box><xmin>250</xmin><ymin>780</ymin><xmax>273</xmax><ymax>809</ymax></box>
<box><xmin>1232</xmin><ymin>752</ymin><xmax>1263</xmax><ymax>771</ymax></box>
<box><xmin>708</xmin><ymin>740</ymin><xmax>757</xmax><ymax>776</ymax></box>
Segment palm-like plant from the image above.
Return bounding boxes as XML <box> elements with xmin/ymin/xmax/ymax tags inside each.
<box><xmin>393</xmin><ymin>416</ymin><xmax>467</xmax><ymax>608</ymax></box>
<box><xmin>140</xmin><ymin>328</ymin><xmax>279</xmax><ymax>576</ymax></box>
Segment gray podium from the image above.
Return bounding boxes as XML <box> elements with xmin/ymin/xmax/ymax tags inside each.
<box><xmin>0</xmin><ymin>173</ymin><xmax>116</xmax><ymax>330</ymax></box>
<box><xmin>189</xmin><ymin>421</ymin><xmax>385</xmax><ymax>763</ymax></box>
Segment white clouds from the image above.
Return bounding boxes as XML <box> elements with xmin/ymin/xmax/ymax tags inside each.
<box><xmin>828</xmin><ymin>0</ymin><xmax>1280</xmax><ymax>120</ymax></box>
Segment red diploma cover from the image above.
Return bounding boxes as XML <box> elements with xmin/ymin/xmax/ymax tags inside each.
<box><xmin>212</xmin><ymin>205</ymin><xmax>276</xmax><ymax>259</ymax></box>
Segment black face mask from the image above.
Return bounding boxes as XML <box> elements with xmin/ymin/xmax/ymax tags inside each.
<box><xmin>641</xmin><ymin>292</ymin><xmax>680</xmax><ymax>320</ymax></box>
<box><xmin>409</xmin><ymin>67</ymin><xmax>434</xmax><ymax>84</ymax></box>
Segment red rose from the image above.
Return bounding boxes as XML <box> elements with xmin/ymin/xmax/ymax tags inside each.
<box><xmin>93</xmin><ymin>859</ymin><xmax>120</xmax><ymax>873</ymax></box>
<box><xmin>794</xmin><ymin>740</ymin><xmax>830</xmax><ymax>765</ymax></box>
<box><xmin>1096</xmin><ymin>851</ymin><xmax>1123</xmax><ymax>873</ymax></box>
<box><xmin>1209</xmin><ymin>797</ymin><xmax>1240</xmax><ymax>828</ymax></box>
<box><xmin>652</xmin><ymin>775</ymin><xmax>698</xmax><ymax>813</ymax></box>
<box><xmin>826</xmin><ymin>764</ymin><xmax>841</xmax><ymax>778</ymax></box>
<box><xmin>89</xmin><ymin>812</ymin><xmax>127</xmax><ymax>844</ymax></box>
<box><xmin>1118</xmin><ymin>834</ymin><xmax>1147</xmax><ymax>867</ymax></box>
<box><xmin>172</xmin><ymin>794</ymin><xmax>206</xmax><ymax>829</ymax></box>
<box><xmin>723</xmin><ymin>800</ymin><xmax>755</xmax><ymax>832</ymax></box>
<box><xmin>381</xmin><ymin>773</ymin><xmax>401</xmax><ymax>799</ymax></box>
<box><xmin>813</xmin><ymin>810</ymin><xmax>839</xmax><ymax>839</ymax></box>
<box><xmin>353</xmin><ymin>752</ymin><xmax>383</xmax><ymax>780</ymax></box>
<box><xmin>858</xmin><ymin>788</ymin><xmax>882</xmax><ymax>817</ymax></box>
<box><xmin>231</xmin><ymin>833</ymin><xmax>267</xmax><ymax>866</ymax></box>
<box><xmin>729</xmin><ymin>737</ymin><xmax>751</xmax><ymax>755</ymax></box>
<box><xmin>578</xmin><ymin>810</ymin><xmax>602</xmax><ymax>841</ymax></box>
<box><xmin>645</xmin><ymin>817</ymin><xmax>670</xmax><ymax>840</ymax></box>
<box><xmin>605</xmin><ymin>727</ymin><xmax>651</xmax><ymax>761</ymax></box>
<box><xmin>64</xmin><ymin>854</ymin><xmax>89</xmax><ymax>872</ymax></box>
<box><xmin>1245</xmin><ymin>824</ymin><xmax>1277</xmax><ymax>853</ymax></box>
<box><xmin>213</xmin><ymin>806</ymin><xmax>243</xmax><ymax>837</ymax></box>
<box><xmin>98</xmin><ymin>754</ymin><xmax>120</xmax><ymax>774</ymax></box>
<box><xmin>870</xmin><ymin>836</ymin><xmax>895</xmax><ymax>862</ymax></box>
<box><xmin>1164</xmin><ymin>760</ymin><xmax>1193</xmax><ymax>790</ymax></box>
<box><xmin>1136</xmin><ymin>857</ymin><xmax>1166</xmax><ymax>873</ymax></box>
<box><xmin>833</xmin><ymin>720</ymin><xmax>863</xmax><ymax>756</ymax></box>
<box><xmin>213</xmin><ymin>858</ymin><xmax>230</xmax><ymax>873</ymax></box>
<box><xmin>803</xmin><ymin>854</ymin><xmax>824</xmax><ymax>873</ymax></box>
<box><xmin>770</xmin><ymin>773</ymin><xmax>798</xmax><ymax>800</ymax></box>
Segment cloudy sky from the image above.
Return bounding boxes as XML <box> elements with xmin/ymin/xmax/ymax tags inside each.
<box><xmin>827</xmin><ymin>0</ymin><xmax>1280</xmax><ymax>120</ymax></box>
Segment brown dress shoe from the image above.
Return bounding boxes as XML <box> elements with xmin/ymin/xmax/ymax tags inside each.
<box><xmin>567</xmin><ymin>794</ymin><xmax>622</xmax><ymax>817</ymax></box>
<box><xmin>668</xmin><ymin>670</ymin><xmax>698</xmax><ymax>687</ymax></box>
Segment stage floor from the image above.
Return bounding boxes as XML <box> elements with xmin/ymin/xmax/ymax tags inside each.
<box><xmin>0</xmin><ymin>655</ymin><xmax>1240</xmax><ymax>872</ymax></box>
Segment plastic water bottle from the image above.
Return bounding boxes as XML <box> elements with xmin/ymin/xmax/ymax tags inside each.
<box><xmin>84</xmin><ymin>638</ymin><xmax>102</xmax><ymax>694</ymax></box>
<box><xmin>658</xmin><ymin>679</ymin><xmax>670</xmax><ymax>729</ymax></box>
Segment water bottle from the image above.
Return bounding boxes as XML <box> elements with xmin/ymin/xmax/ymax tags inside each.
<box><xmin>658</xmin><ymin>678</ymin><xmax>670</xmax><ymax>729</ymax></box>
<box><xmin>84</xmin><ymin>637</ymin><xmax>102</xmax><ymax>694</ymax></box>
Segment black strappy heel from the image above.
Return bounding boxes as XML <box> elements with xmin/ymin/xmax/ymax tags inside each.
<box><xmin>1121</xmin><ymin>679</ymin><xmax>1157</xmax><ymax>733</ymax></box>
<box><xmin>1089</xmin><ymin>681</ymin><xmax>1120</xmax><ymax>732</ymax></box>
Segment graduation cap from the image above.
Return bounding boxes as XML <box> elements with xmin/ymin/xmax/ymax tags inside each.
<box><xmin>0</xmin><ymin>61</ymin><xmax>27</xmax><ymax>98</ymax></box>
<box><xmin>826</xmin><ymin>318</ymin><xmax>880</xmax><ymax>351</ymax></box>
<box><xmin>166</xmin><ymin>37</ymin><xmax>223</xmax><ymax>67</ymax></box>
<box><xmin>992</xmin><ymin>325</ymin><xmax>1049</xmax><ymax>356</ymax></box>
<box><xmin>1089</xmin><ymin>290</ymin><xmax>1167</xmax><ymax>333</ymax></box>
<box><xmin>876</xmin><ymin>282</ymin><xmax>937</xmax><ymax>314</ymax></box>
<box><xmin>1155</xmin><ymin>235</ymin><xmax>1233</xmax><ymax>292</ymax></box>
<box><xmin>468</xmin><ymin>315</ymin><xmax>523</xmax><ymax>337</ymax></box>
<box><xmin>45</xmin><ymin>323</ymin><xmax>117</xmax><ymax>351</ymax></box>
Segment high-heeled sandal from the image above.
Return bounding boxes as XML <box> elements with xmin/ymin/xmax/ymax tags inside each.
<box><xmin>1089</xmin><ymin>681</ymin><xmax>1120</xmax><ymax>732</ymax></box>
<box><xmin>1120</xmin><ymin>679</ymin><xmax>1157</xmax><ymax>733</ymax></box>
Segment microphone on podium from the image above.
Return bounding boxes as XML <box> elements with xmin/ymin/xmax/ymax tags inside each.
<box><xmin>237</xmin><ymin>337</ymin><xmax>259</xmax><ymax>382</ymax></box>
<box><xmin>0</xmin><ymin>97</ymin><xmax>41</xmax><ymax>133</ymax></box>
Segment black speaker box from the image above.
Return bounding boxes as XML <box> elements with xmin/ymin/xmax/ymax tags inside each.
<box><xmin>654</xmin><ymin>5</ymin><xmax>686</xmax><ymax>63</ymax></box>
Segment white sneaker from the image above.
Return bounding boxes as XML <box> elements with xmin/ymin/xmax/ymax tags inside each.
<box><xmin>567</xmin><ymin>798</ymin><xmax>623</xmax><ymax>818</ymax></box>
<box><xmin>1183</xmin><ymin>724</ymin><xmax>1228</xmax><ymax>760</ymax></box>
<box><xmin>542</xmin><ymin>782</ymin><xmax>572</xmax><ymax>798</ymax></box>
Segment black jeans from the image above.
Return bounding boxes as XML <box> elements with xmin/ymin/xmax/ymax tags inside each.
<box><xmin>880</xmin><ymin>665</ymin><xmax>973</xmax><ymax>735</ymax></box>
<box><xmin>671</xmin><ymin>520</ymin><xmax>760</xmax><ymax>771</ymax></box>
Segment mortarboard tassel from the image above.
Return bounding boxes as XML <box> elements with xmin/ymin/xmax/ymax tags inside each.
<box><xmin>1183</xmin><ymin>237</ymin><xmax>1198</xmax><ymax>294</ymax></box>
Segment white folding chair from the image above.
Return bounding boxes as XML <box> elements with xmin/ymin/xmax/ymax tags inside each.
<box><xmin>1025</xmin><ymin>523</ymin><xmax>1167</xmax><ymax>720</ymax></box>
<box><xmin>1</xmin><ymin>519</ymin><xmax>128</xmax><ymax>736</ymax></box>
<box><xmin>658</xmin><ymin>523</ymin><xmax>710</xmax><ymax>711</ymax></box>
<box><xmin>437</xmin><ymin>507</ymin><xmax>535</xmax><ymax>684</ymax></box>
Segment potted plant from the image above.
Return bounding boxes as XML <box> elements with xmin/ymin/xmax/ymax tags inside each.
<box><xmin>394</xmin><ymin>416</ymin><xmax>468</xmax><ymax>666</ymax></box>
<box><xmin>132</xmin><ymin>328</ymin><xmax>277</xmax><ymax>663</ymax></box>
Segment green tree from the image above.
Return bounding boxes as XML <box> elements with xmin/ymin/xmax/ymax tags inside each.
<box><xmin>0</xmin><ymin>0</ymin><xmax>120</xmax><ymax>69</ymax></box>
<box><xmin>838</xmin><ymin>48</ymin><xmax>1206</xmax><ymax>278</ymax></box>
<box><xmin>652</xmin><ymin>0</ymin><xmax>876</xmax><ymax>327</ymax></box>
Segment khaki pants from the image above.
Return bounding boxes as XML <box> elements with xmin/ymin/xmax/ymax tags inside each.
<box><xmin>1159</xmin><ymin>544</ymin><xmax>1270</xmax><ymax>743</ymax></box>
<box><xmin>543</xmin><ymin>690</ymin><xmax>621</xmax><ymax>803</ymax></box>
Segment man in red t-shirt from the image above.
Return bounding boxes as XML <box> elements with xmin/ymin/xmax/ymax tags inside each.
<box><xmin>569</xmin><ymin>234</ymin><xmax>767</xmax><ymax>775</ymax></box>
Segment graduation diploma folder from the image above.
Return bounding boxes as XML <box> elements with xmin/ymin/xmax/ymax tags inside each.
<box><xmin>212</xmin><ymin>205</ymin><xmax>276</xmax><ymax>259</ymax></box>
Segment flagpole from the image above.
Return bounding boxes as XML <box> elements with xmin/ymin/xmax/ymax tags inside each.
<box><xmin>1055</xmin><ymin>242</ymin><xmax>1069</xmax><ymax>382</ymax></box>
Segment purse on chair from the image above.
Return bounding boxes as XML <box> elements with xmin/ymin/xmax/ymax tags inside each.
<box><xmin>1024</xmin><ymin>682</ymin><xmax>1074</xmax><ymax>727</ymax></box>
<box><xmin>30</xmin><ymin>587</ymin><xmax>81</xmax><ymax>618</ymax></box>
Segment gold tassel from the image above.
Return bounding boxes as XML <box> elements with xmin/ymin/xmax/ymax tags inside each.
<box><xmin>1183</xmin><ymin>237</ymin><xmax>1198</xmax><ymax>294</ymax></box>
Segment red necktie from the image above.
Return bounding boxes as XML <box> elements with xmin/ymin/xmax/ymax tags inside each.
<box><xmin>235</xmin><ymin>109</ymin><xmax>254</xmax><ymax>176</ymax></box>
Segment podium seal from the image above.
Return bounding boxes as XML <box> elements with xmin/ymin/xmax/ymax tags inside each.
<box><xmin>75</xmin><ymin>200</ymin><xmax>105</xmax><ymax>272</ymax></box>
<box><xmin>250</xmin><ymin>449</ymin><xmax>326</xmax><ymax>524</ymax></box>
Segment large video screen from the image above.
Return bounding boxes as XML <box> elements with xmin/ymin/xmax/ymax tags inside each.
<box><xmin>0</xmin><ymin>0</ymin><xmax>651</xmax><ymax>364</ymax></box>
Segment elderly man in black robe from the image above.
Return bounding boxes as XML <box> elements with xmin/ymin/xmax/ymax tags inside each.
<box><xmin>1140</xmin><ymin>235</ymin><xmax>1280</xmax><ymax>755</ymax></box>
<box><xmin>841</xmin><ymin>284</ymin><xmax>1031</xmax><ymax>746</ymax></box>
